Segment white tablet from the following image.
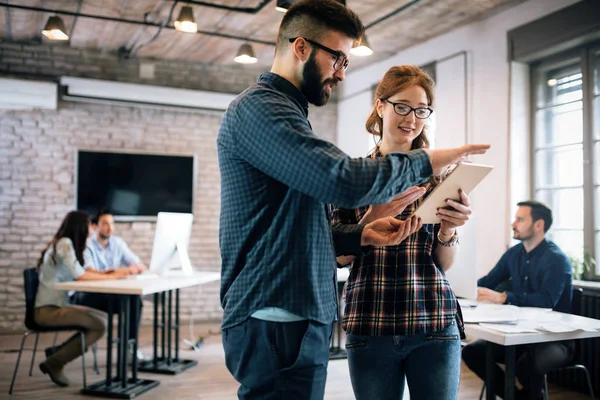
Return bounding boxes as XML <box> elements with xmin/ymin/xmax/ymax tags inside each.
<box><xmin>412</xmin><ymin>162</ymin><xmax>493</xmax><ymax>224</ymax></box>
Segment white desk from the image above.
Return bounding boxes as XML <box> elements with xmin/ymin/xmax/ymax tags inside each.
<box><xmin>55</xmin><ymin>271</ymin><xmax>221</xmax><ymax>295</ymax></box>
<box><xmin>54</xmin><ymin>271</ymin><xmax>220</xmax><ymax>398</ymax></box>
<box><xmin>465</xmin><ymin>311</ymin><xmax>600</xmax><ymax>400</ymax></box>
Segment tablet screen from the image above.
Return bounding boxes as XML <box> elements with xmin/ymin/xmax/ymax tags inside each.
<box><xmin>412</xmin><ymin>163</ymin><xmax>493</xmax><ymax>224</ymax></box>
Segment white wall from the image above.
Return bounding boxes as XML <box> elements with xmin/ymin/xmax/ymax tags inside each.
<box><xmin>336</xmin><ymin>90</ymin><xmax>374</xmax><ymax>157</ymax></box>
<box><xmin>338</xmin><ymin>0</ymin><xmax>582</xmax><ymax>277</ymax></box>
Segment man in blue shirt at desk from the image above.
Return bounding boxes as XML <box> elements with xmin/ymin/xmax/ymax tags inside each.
<box><xmin>462</xmin><ymin>200</ymin><xmax>574</xmax><ymax>400</ymax></box>
<box><xmin>74</xmin><ymin>208</ymin><xmax>148</xmax><ymax>360</ymax></box>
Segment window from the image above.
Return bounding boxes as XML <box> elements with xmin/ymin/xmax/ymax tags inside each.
<box><xmin>531</xmin><ymin>42</ymin><xmax>600</xmax><ymax>275</ymax></box>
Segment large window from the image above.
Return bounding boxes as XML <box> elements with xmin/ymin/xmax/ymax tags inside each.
<box><xmin>531</xmin><ymin>43</ymin><xmax>600</xmax><ymax>275</ymax></box>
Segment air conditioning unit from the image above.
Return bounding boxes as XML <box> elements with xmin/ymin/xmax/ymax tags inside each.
<box><xmin>59</xmin><ymin>77</ymin><xmax>236</xmax><ymax>112</ymax></box>
<box><xmin>0</xmin><ymin>77</ymin><xmax>58</xmax><ymax>110</ymax></box>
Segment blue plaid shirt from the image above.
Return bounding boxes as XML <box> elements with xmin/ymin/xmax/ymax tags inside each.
<box><xmin>217</xmin><ymin>72</ymin><xmax>433</xmax><ymax>329</ymax></box>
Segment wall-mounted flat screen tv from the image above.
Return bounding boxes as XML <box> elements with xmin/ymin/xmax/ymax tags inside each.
<box><xmin>76</xmin><ymin>150</ymin><xmax>195</xmax><ymax>221</ymax></box>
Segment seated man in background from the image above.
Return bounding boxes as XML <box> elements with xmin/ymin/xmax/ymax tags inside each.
<box><xmin>462</xmin><ymin>200</ymin><xmax>574</xmax><ymax>400</ymax></box>
<box><xmin>75</xmin><ymin>208</ymin><xmax>148</xmax><ymax>360</ymax></box>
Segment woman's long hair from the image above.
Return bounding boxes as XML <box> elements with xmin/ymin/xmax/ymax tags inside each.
<box><xmin>37</xmin><ymin>211</ymin><xmax>90</xmax><ymax>271</ymax></box>
<box><xmin>365</xmin><ymin>65</ymin><xmax>435</xmax><ymax>150</ymax></box>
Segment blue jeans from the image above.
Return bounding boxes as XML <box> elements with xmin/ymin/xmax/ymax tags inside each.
<box><xmin>346</xmin><ymin>322</ymin><xmax>461</xmax><ymax>400</ymax></box>
<box><xmin>222</xmin><ymin>318</ymin><xmax>332</xmax><ymax>400</ymax></box>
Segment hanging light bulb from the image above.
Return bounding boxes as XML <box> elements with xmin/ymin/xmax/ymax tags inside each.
<box><xmin>350</xmin><ymin>34</ymin><xmax>373</xmax><ymax>56</ymax></box>
<box><xmin>234</xmin><ymin>43</ymin><xmax>258</xmax><ymax>64</ymax></box>
<box><xmin>175</xmin><ymin>6</ymin><xmax>197</xmax><ymax>33</ymax></box>
<box><xmin>42</xmin><ymin>16</ymin><xmax>69</xmax><ymax>41</ymax></box>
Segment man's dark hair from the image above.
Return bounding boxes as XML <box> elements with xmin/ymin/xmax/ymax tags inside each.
<box><xmin>276</xmin><ymin>0</ymin><xmax>364</xmax><ymax>54</ymax></box>
<box><xmin>517</xmin><ymin>200</ymin><xmax>553</xmax><ymax>233</ymax></box>
<box><xmin>92</xmin><ymin>207</ymin><xmax>112</xmax><ymax>225</ymax></box>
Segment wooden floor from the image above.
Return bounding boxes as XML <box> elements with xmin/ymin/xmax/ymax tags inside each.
<box><xmin>0</xmin><ymin>324</ymin><xmax>590</xmax><ymax>399</ymax></box>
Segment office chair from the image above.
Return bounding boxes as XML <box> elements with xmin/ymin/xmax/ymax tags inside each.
<box><xmin>9</xmin><ymin>268</ymin><xmax>89</xmax><ymax>394</ymax></box>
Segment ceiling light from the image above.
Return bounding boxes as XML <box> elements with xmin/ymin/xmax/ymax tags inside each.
<box><xmin>175</xmin><ymin>6</ymin><xmax>197</xmax><ymax>33</ymax></box>
<box><xmin>547</xmin><ymin>78</ymin><xmax>558</xmax><ymax>87</ymax></box>
<box><xmin>42</xmin><ymin>16</ymin><xmax>69</xmax><ymax>41</ymax></box>
<box><xmin>234</xmin><ymin>43</ymin><xmax>258</xmax><ymax>64</ymax></box>
<box><xmin>350</xmin><ymin>35</ymin><xmax>373</xmax><ymax>57</ymax></box>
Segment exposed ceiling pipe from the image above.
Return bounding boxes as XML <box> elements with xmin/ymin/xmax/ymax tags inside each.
<box><xmin>179</xmin><ymin>0</ymin><xmax>272</xmax><ymax>14</ymax></box>
<box><xmin>126</xmin><ymin>0</ymin><xmax>178</xmax><ymax>57</ymax></box>
<box><xmin>364</xmin><ymin>0</ymin><xmax>423</xmax><ymax>30</ymax></box>
<box><xmin>3</xmin><ymin>0</ymin><xmax>12</xmax><ymax>41</ymax></box>
<box><xmin>0</xmin><ymin>3</ymin><xmax>276</xmax><ymax>46</ymax></box>
<box><xmin>68</xmin><ymin>0</ymin><xmax>84</xmax><ymax>40</ymax></box>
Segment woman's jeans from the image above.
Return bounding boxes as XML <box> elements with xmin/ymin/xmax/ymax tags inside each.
<box><xmin>346</xmin><ymin>322</ymin><xmax>461</xmax><ymax>400</ymax></box>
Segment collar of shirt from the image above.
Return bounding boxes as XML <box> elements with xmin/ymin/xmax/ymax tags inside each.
<box><xmin>258</xmin><ymin>72</ymin><xmax>309</xmax><ymax>117</ymax></box>
<box><xmin>91</xmin><ymin>232</ymin><xmax>112</xmax><ymax>250</ymax></box>
<box><xmin>520</xmin><ymin>238</ymin><xmax>549</xmax><ymax>259</ymax></box>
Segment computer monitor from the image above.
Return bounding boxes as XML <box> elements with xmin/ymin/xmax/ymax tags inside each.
<box><xmin>149</xmin><ymin>212</ymin><xmax>194</xmax><ymax>276</ymax></box>
<box><xmin>444</xmin><ymin>222</ymin><xmax>478</xmax><ymax>300</ymax></box>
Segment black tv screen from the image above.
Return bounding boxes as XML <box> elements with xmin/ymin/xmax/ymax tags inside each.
<box><xmin>77</xmin><ymin>150</ymin><xmax>194</xmax><ymax>219</ymax></box>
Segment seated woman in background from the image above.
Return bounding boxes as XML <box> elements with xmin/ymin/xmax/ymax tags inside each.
<box><xmin>35</xmin><ymin>210</ymin><xmax>143</xmax><ymax>387</ymax></box>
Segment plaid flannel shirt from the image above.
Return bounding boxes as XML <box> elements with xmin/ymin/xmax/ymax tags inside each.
<box><xmin>332</xmin><ymin>149</ymin><xmax>458</xmax><ymax>336</ymax></box>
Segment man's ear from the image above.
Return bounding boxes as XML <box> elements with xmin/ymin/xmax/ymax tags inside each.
<box><xmin>534</xmin><ymin>219</ymin><xmax>544</xmax><ymax>233</ymax></box>
<box><xmin>291</xmin><ymin>38</ymin><xmax>311</xmax><ymax>63</ymax></box>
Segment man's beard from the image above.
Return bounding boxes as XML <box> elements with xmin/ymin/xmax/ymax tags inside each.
<box><xmin>301</xmin><ymin>51</ymin><xmax>338</xmax><ymax>106</ymax></box>
<box><xmin>513</xmin><ymin>228</ymin><xmax>533</xmax><ymax>241</ymax></box>
<box><xmin>98</xmin><ymin>232</ymin><xmax>110</xmax><ymax>240</ymax></box>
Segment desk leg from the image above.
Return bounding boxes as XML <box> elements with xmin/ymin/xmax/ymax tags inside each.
<box><xmin>175</xmin><ymin>289</ymin><xmax>180</xmax><ymax>361</ymax></box>
<box><xmin>153</xmin><ymin>293</ymin><xmax>158</xmax><ymax>369</ymax></box>
<box><xmin>138</xmin><ymin>290</ymin><xmax>197</xmax><ymax>375</ymax></box>
<box><xmin>161</xmin><ymin>292</ymin><xmax>166</xmax><ymax>361</ymax></box>
<box><xmin>130</xmin><ymin>296</ymin><xmax>138</xmax><ymax>382</ymax></box>
<box><xmin>167</xmin><ymin>290</ymin><xmax>172</xmax><ymax>366</ymax></box>
<box><xmin>505</xmin><ymin>346</ymin><xmax>516</xmax><ymax>400</ymax></box>
<box><xmin>120</xmin><ymin>295</ymin><xmax>128</xmax><ymax>389</ymax></box>
<box><xmin>106</xmin><ymin>295</ymin><xmax>113</xmax><ymax>387</ymax></box>
<box><xmin>485</xmin><ymin>341</ymin><xmax>496</xmax><ymax>400</ymax></box>
<box><xmin>81</xmin><ymin>294</ymin><xmax>159</xmax><ymax>399</ymax></box>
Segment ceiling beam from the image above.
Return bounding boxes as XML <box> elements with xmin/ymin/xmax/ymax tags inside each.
<box><xmin>0</xmin><ymin>3</ymin><xmax>276</xmax><ymax>46</ymax></box>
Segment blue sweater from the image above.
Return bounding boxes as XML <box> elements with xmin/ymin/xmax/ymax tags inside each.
<box><xmin>478</xmin><ymin>239</ymin><xmax>572</xmax><ymax>313</ymax></box>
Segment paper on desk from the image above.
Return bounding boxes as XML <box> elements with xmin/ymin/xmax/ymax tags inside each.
<box><xmin>462</xmin><ymin>304</ymin><xmax>520</xmax><ymax>323</ymax></box>
<box><xmin>479</xmin><ymin>322</ymin><xmax>539</xmax><ymax>333</ymax></box>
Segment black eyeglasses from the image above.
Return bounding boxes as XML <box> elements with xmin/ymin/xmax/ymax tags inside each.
<box><xmin>382</xmin><ymin>99</ymin><xmax>433</xmax><ymax>119</ymax></box>
<box><xmin>288</xmin><ymin>37</ymin><xmax>349</xmax><ymax>71</ymax></box>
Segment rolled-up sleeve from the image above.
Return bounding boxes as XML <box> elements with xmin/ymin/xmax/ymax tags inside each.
<box><xmin>117</xmin><ymin>238</ymin><xmax>141</xmax><ymax>266</ymax></box>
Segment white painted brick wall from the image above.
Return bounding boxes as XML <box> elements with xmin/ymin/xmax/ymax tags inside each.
<box><xmin>0</xmin><ymin>42</ymin><xmax>339</xmax><ymax>331</ymax></box>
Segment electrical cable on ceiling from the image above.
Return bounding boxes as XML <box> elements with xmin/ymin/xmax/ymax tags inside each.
<box><xmin>126</xmin><ymin>0</ymin><xmax>179</xmax><ymax>57</ymax></box>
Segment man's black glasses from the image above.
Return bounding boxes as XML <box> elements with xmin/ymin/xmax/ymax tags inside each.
<box><xmin>288</xmin><ymin>37</ymin><xmax>349</xmax><ymax>71</ymax></box>
<box><xmin>382</xmin><ymin>99</ymin><xmax>433</xmax><ymax>119</ymax></box>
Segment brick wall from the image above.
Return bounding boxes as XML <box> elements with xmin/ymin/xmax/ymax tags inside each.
<box><xmin>0</xmin><ymin>42</ymin><xmax>339</xmax><ymax>331</ymax></box>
